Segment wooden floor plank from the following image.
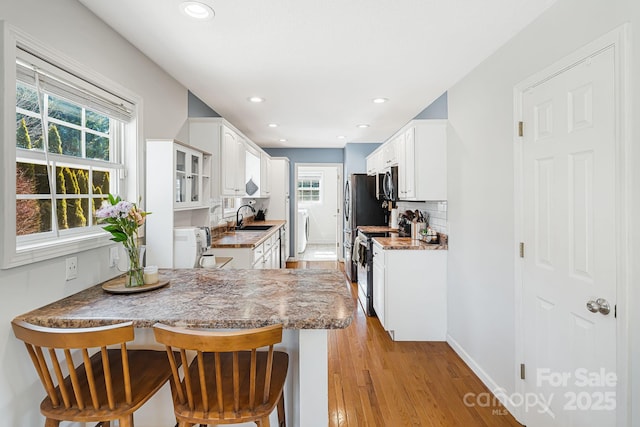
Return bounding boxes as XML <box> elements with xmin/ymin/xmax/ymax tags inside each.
<box><xmin>287</xmin><ymin>260</ymin><xmax>522</xmax><ymax>426</ymax></box>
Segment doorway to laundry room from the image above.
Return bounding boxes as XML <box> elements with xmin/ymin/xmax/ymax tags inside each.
<box><xmin>294</xmin><ymin>164</ymin><xmax>342</xmax><ymax>261</ymax></box>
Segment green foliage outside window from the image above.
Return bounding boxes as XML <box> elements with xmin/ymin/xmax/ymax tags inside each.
<box><xmin>15</xmin><ymin>82</ymin><xmax>114</xmax><ymax>237</ymax></box>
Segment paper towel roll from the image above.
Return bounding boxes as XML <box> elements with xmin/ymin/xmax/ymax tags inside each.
<box><xmin>390</xmin><ymin>208</ymin><xmax>399</xmax><ymax>229</ymax></box>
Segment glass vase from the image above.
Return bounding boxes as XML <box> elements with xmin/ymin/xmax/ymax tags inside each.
<box><xmin>126</xmin><ymin>266</ymin><xmax>144</xmax><ymax>288</ymax></box>
<box><xmin>125</xmin><ymin>245</ymin><xmax>144</xmax><ymax>287</ymax></box>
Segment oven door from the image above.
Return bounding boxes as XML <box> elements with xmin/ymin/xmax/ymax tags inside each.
<box><xmin>356</xmin><ymin>238</ymin><xmax>373</xmax><ymax>316</ymax></box>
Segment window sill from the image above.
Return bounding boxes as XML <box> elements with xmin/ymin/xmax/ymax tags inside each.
<box><xmin>3</xmin><ymin>232</ymin><xmax>113</xmax><ymax>269</ymax></box>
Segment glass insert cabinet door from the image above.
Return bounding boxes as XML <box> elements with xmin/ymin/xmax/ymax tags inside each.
<box><xmin>174</xmin><ymin>145</ymin><xmax>203</xmax><ymax>208</ymax></box>
<box><xmin>175</xmin><ymin>150</ymin><xmax>186</xmax><ymax>204</ymax></box>
<box><xmin>190</xmin><ymin>153</ymin><xmax>200</xmax><ymax>204</ymax></box>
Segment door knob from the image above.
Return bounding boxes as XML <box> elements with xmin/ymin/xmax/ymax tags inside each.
<box><xmin>586</xmin><ymin>298</ymin><xmax>611</xmax><ymax>315</ymax></box>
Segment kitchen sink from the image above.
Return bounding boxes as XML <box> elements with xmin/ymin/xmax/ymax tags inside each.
<box><xmin>235</xmin><ymin>225</ymin><xmax>273</xmax><ymax>231</ymax></box>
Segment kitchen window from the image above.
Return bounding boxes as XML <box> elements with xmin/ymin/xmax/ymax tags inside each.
<box><xmin>2</xmin><ymin>29</ymin><xmax>140</xmax><ymax>268</ymax></box>
<box><xmin>297</xmin><ymin>173</ymin><xmax>322</xmax><ymax>203</ymax></box>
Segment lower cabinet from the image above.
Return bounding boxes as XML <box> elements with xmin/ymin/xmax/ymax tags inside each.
<box><xmin>373</xmin><ymin>241</ymin><xmax>447</xmax><ymax>341</ymax></box>
<box><xmin>210</xmin><ymin>229</ymin><xmax>282</xmax><ymax>269</ymax></box>
<box><xmin>372</xmin><ymin>243</ymin><xmax>386</xmax><ymax>327</ymax></box>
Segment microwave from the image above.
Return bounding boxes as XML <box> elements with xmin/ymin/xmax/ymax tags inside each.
<box><xmin>378</xmin><ymin>166</ymin><xmax>398</xmax><ymax>202</ymax></box>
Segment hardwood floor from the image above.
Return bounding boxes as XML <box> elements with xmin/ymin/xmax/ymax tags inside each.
<box><xmin>288</xmin><ymin>260</ymin><xmax>522</xmax><ymax>427</ymax></box>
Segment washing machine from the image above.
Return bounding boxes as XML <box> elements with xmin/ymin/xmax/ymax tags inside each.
<box><xmin>297</xmin><ymin>209</ymin><xmax>309</xmax><ymax>253</ymax></box>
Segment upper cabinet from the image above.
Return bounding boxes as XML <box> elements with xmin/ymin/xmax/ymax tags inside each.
<box><xmin>366</xmin><ymin>119</ymin><xmax>447</xmax><ymax>201</ymax></box>
<box><xmin>174</xmin><ymin>144</ymin><xmax>211</xmax><ymax>209</ymax></box>
<box><xmin>244</xmin><ymin>146</ymin><xmax>261</xmax><ymax>197</ymax></box>
<box><xmin>260</xmin><ymin>152</ymin><xmax>272</xmax><ymax>197</ymax></box>
<box><xmin>221</xmin><ymin>127</ymin><xmax>247</xmax><ymax>197</ymax></box>
<box><xmin>366</xmin><ymin>148</ymin><xmax>383</xmax><ymax>176</ymax></box>
<box><xmin>382</xmin><ymin>136</ymin><xmax>399</xmax><ymax>167</ymax></box>
<box><xmin>403</xmin><ymin>120</ymin><xmax>447</xmax><ymax>201</ymax></box>
<box><xmin>189</xmin><ymin>118</ymin><xmax>272</xmax><ymax>200</ymax></box>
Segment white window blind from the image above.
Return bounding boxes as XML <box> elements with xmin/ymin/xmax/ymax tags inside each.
<box><xmin>16</xmin><ymin>46</ymin><xmax>134</xmax><ymax>122</ymax></box>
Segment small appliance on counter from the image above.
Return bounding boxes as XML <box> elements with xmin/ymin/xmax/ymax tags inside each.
<box><xmin>173</xmin><ymin>227</ymin><xmax>208</xmax><ymax>268</ymax></box>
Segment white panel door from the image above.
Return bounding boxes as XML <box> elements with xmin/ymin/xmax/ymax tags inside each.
<box><xmin>522</xmin><ymin>47</ymin><xmax>616</xmax><ymax>426</ymax></box>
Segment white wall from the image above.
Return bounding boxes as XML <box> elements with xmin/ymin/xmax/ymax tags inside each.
<box><xmin>0</xmin><ymin>1</ymin><xmax>188</xmax><ymax>425</ymax></box>
<box><xmin>446</xmin><ymin>0</ymin><xmax>639</xmax><ymax>424</ymax></box>
<box><xmin>298</xmin><ymin>165</ymin><xmax>338</xmax><ymax>245</ymax></box>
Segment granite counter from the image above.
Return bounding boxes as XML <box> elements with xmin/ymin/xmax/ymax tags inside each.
<box><xmin>211</xmin><ymin>220</ymin><xmax>285</xmax><ymax>249</ymax></box>
<box><xmin>14</xmin><ymin>268</ymin><xmax>353</xmax><ymax>330</ymax></box>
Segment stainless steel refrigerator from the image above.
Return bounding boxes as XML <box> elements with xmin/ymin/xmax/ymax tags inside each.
<box><xmin>343</xmin><ymin>174</ymin><xmax>386</xmax><ymax>282</ymax></box>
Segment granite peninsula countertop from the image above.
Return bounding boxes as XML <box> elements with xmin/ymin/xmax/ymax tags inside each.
<box><xmin>14</xmin><ymin>268</ymin><xmax>354</xmax><ymax>330</ymax></box>
<box><xmin>211</xmin><ymin>220</ymin><xmax>286</xmax><ymax>249</ymax></box>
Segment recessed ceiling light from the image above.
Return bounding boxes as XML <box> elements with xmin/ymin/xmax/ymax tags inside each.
<box><xmin>268</xmin><ymin>123</ymin><xmax>278</xmax><ymax>128</ymax></box>
<box><xmin>279</xmin><ymin>139</ymin><xmax>287</xmax><ymax>142</ymax></box>
<box><xmin>337</xmin><ymin>135</ymin><xmax>346</xmax><ymax>139</ymax></box>
<box><xmin>373</xmin><ymin>98</ymin><xmax>388</xmax><ymax>104</ymax></box>
<box><xmin>357</xmin><ymin>124</ymin><xmax>370</xmax><ymax>128</ymax></box>
<box><xmin>248</xmin><ymin>96</ymin><xmax>265</xmax><ymax>103</ymax></box>
<box><xmin>180</xmin><ymin>1</ymin><xmax>215</xmax><ymax>20</ymax></box>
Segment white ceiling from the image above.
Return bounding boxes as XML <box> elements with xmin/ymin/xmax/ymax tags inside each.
<box><xmin>78</xmin><ymin>0</ymin><xmax>556</xmax><ymax>148</ymax></box>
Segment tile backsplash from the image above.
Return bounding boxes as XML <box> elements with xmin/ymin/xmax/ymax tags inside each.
<box><xmin>396</xmin><ymin>201</ymin><xmax>448</xmax><ymax>235</ymax></box>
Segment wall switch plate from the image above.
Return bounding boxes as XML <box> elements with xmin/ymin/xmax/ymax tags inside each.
<box><xmin>65</xmin><ymin>257</ymin><xmax>78</xmax><ymax>281</ymax></box>
<box><xmin>109</xmin><ymin>247</ymin><xmax>119</xmax><ymax>267</ymax></box>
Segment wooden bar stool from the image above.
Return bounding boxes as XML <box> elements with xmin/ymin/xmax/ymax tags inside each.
<box><xmin>153</xmin><ymin>323</ymin><xmax>289</xmax><ymax>427</ymax></box>
<box><xmin>12</xmin><ymin>320</ymin><xmax>177</xmax><ymax>427</ymax></box>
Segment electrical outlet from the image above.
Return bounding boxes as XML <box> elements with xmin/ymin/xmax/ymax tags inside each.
<box><xmin>65</xmin><ymin>257</ymin><xmax>78</xmax><ymax>281</ymax></box>
<box><xmin>109</xmin><ymin>247</ymin><xmax>119</xmax><ymax>267</ymax></box>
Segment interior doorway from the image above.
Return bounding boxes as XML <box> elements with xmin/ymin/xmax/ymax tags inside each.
<box><xmin>294</xmin><ymin>163</ymin><xmax>342</xmax><ymax>261</ymax></box>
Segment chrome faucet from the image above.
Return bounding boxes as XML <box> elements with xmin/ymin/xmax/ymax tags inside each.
<box><xmin>236</xmin><ymin>204</ymin><xmax>256</xmax><ymax>229</ymax></box>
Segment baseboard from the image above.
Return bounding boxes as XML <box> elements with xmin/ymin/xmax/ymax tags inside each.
<box><xmin>446</xmin><ymin>334</ymin><xmax>522</xmax><ymax>422</ymax></box>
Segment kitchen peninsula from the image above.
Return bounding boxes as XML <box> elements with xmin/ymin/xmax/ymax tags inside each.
<box><xmin>14</xmin><ymin>268</ymin><xmax>353</xmax><ymax>427</ymax></box>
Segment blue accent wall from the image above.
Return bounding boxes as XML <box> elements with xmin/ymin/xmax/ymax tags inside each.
<box><xmin>344</xmin><ymin>142</ymin><xmax>381</xmax><ymax>178</ymax></box>
<box><xmin>414</xmin><ymin>92</ymin><xmax>448</xmax><ymax>119</ymax></box>
<box><xmin>188</xmin><ymin>91</ymin><xmax>221</xmax><ymax>117</ymax></box>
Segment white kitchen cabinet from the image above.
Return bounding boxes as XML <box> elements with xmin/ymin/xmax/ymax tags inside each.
<box><xmin>398</xmin><ymin>120</ymin><xmax>447</xmax><ymax>201</ymax></box>
<box><xmin>221</xmin><ymin>127</ymin><xmax>247</xmax><ymax>196</ymax></box>
<box><xmin>209</xmin><ymin>226</ymin><xmax>284</xmax><ymax>269</ymax></box>
<box><xmin>252</xmin><ymin>243</ymin><xmax>265</xmax><ymax>269</ymax></box>
<box><xmin>190</xmin><ymin>118</ymin><xmax>270</xmax><ymax>199</ymax></box>
<box><xmin>268</xmin><ymin>158</ymin><xmax>291</xmax><ymax>262</ymax></box>
<box><xmin>372</xmin><ymin>241</ymin><xmax>386</xmax><ymax>327</ymax></box>
<box><xmin>382</xmin><ymin>135</ymin><xmax>399</xmax><ymax>167</ymax></box>
<box><xmin>272</xmin><ymin>239</ymin><xmax>281</xmax><ymax>268</ymax></box>
<box><xmin>146</xmin><ymin>139</ymin><xmax>211</xmax><ymax>267</ymax></box>
<box><xmin>398</xmin><ymin>127</ymin><xmax>414</xmax><ymax>200</ymax></box>
<box><xmin>373</xmin><ymin>241</ymin><xmax>447</xmax><ymax>341</ymax></box>
<box><xmin>366</xmin><ymin>148</ymin><xmax>383</xmax><ymax>176</ymax></box>
<box><xmin>174</xmin><ymin>145</ymin><xmax>210</xmax><ymax>209</ymax></box>
<box><xmin>260</xmin><ymin>152</ymin><xmax>272</xmax><ymax>197</ymax></box>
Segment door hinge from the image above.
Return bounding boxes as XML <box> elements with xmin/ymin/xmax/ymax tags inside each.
<box><xmin>519</xmin><ymin>242</ymin><xmax>525</xmax><ymax>258</ymax></box>
<box><xmin>615</xmin><ymin>304</ymin><xmax>617</xmax><ymax>318</ymax></box>
<box><xmin>518</xmin><ymin>121</ymin><xmax>524</xmax><ymax>137</ymax></box>
<box><xmin>520</xmin><ymin>363</ymin><xmax>526</xmax><ymax>380</ymax></box>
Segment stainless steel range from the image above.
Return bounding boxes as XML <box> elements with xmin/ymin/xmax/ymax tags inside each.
<box><xmin>356</xmin><ymin>229</ymin><xmax>395</xmax><ymax>317</ymax></box>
